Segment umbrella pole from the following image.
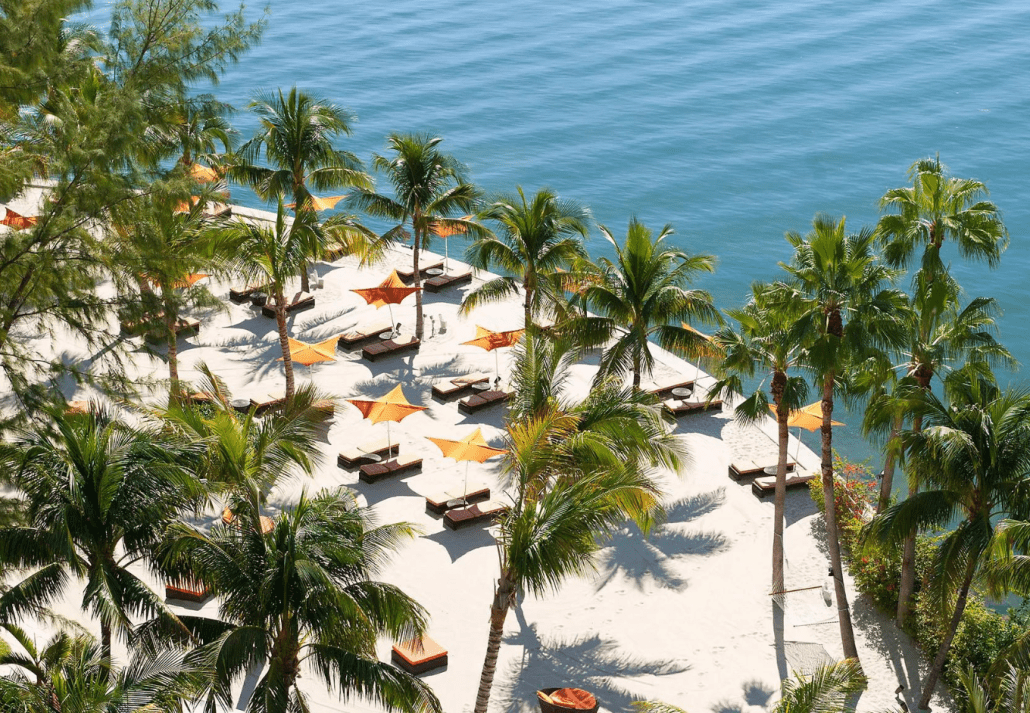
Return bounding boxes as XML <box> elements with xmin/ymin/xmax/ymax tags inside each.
<box><xmin>444</xmin><ymin>236</ymin><xmax>449</xmax><ymax>274</ymax></box>
<box><xmin>495</xmin><ymin>350</ymin><xmax>500</xmax><ymax>381</ymax></box>
<box><xmin>795</xmin><ymin>427</ymin><xmax>802</xmax><ymax>463</ymax></box>
<box><xmin>387</xmin><ymin>421</ymin><xmax>392</xmax><ymax>455</ymax></box>
<box><xmin>388</xmin><ymin>304</ymin><xmax>396</xmax><ymax>336</ymax></box>
<box><xmin>463</xmin><ymin>461</ymin><xmax>469</xmax><ymax>503</ymax></box>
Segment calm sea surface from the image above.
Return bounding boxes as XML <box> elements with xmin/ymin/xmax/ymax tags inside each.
<box><xmin>92</xmin><ymin>0</ymin><xmax>1030</xmax><ymax>463</ymax></box>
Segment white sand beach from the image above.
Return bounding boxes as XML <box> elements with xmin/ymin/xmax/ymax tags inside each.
<box><xmin>0</xmin><ymin>200</ymin><xmax>950</xmax><ymax>713</ymax></box>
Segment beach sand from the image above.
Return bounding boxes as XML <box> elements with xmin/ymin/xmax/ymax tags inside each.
<box><xmin>0</xmin><ymin>202</ymin><xmax>950</xmax><ymax>713</ymax></box>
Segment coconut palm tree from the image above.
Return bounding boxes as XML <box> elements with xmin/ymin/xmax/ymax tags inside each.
<box><xmin>778</xmin><ymin>213</ymin><xmax>908</xmax><ymax>662</ymax></box>
<box><xmin>633</xmin><ymin>659</ymin><xmax>866</xmax><ymax>713</ymax></box>
<box><xmin>864</xmin><ymin>372</ymin><xmax>1030</xmax><ymax>710</ymax></box>
<box><xmin>460</xmin><ymin>186</ymin><xmax>589</xmax><ymax>330</ymax></box>
<box><xmin>0</xmin><ymin>627</ymin><xmax>198</xmax><ymax>712</ymax></box>
<box><xmin>569</xmin><ymin>218</ymin><xmax>721</xmax><ymax>389</ymax></box>
<box><xmin>349</xmin><ymin>133</ymin><xmax>485</xmax><ymax>340</ymax></box>
<box><xmin>225</xmin><ymin>200</ymin><xmax>320</xmax><ymax>399</ymax></box>
<box><xmin>153</xmin><ymin>488</ymin><xmax>440</xmax><ymax>713</ymax></box>
<box><xmin>877</xmin><ymin>154</ymin><xmax>1008</xmax><ymax>280</ymax></box>
<box><xmin>0</xmin><ymin>404</ymin><xmax>203</xmax><ymax>662</ymax></box>
<box><xmin>234</xmin><ymin>87</ymin><xmax>372</xmax><ymax>292</ymax></box>
<box><xmin>473</xmin><ymin>334</ymin><xmax>683</xmax><ymax>713</ymax></box>
<box><xmin>709</xmin><ymin>283</ymin><xmax>808</xmax><ymax>595</ymax></box>
<box><xmin>954</xmin><ymin>664</ymin><xmax>1030</xmax><ymax>713</ymax></box>
<box><xmin>166</xmin><ymin>94</ymin><xmax>234</xmax><ymax>168</ymax></box>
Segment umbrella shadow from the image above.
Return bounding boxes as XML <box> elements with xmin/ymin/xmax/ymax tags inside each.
<box><xmin>354</xmin><ymin>475</ymin><xmax>421</xmax><ymax>507</ymax></box>
<box><xmin>422</xmin><ymin>525</ymin><xmax>498</xmax><ymax>563</ymax></box>
<box><xmin>496</xmin><ymin>615</ymin><xmax>690</xmax><ymax>713</ymax></box>
<box><xmin>595</xmin><ymin>489</ymin><xmax>729</xmax><ymax>591</ymax></box>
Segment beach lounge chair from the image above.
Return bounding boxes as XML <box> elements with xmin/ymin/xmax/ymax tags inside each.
<box><xmin>391</xmin><ymin>636</ymin><xmax>448</xmax><ymax>675</ymax></box>
<box><xmin>458</xmin><ymin>389</ymin><xmax>510</xmax><ymax>415</ymax></box>
<box><xmin>443</xmin><ymin>499</ymin><xmax>508</xmax><ymax>530</ymax></box>
<box><xmin>338</xmin><ymin>320</ymin><xmax>393</xmax><ymax>349</ymax></box>
<box><xmin>646</xmin><ymin>378</ymin><xmax>696</xmax><ymax>399</ymax></box>
<box><xmin>337</xmin><ymin>438</ymin><xmax>400</xmax><ymax>469</ymax></box>
<box><xmin>536</xmin><ymin>688</ymin><xmax>600</xmax><ymax>713</ymax></box>
<box><xmin>424</xmin><ymin>270</ymin><xmax>472</xmax><ymax>293</ymax></box>
<box><xmin>165</xmin><ymin>579</ymin><xmax>211</xmax><ymax>604</ymax></box>
<box><xmin>431</xmin><ymin>374</ymin><xmax>491</xmax><ymax>400</ymax></box>
<box><xmin>144</xmin><ymin>317</ymin><xmax>200</xmax><ymax>343</ymax></box>
<box><xmin>729</xmin><ymin>459</ymin><xmax>796</xmax><ymax>481</ymax></box>
<box><xmin>249</xmin><ymin>392</ymin><xmax>286</xmax><ymax>416</ymax></box>
<box><xmin>662</xmin><ymin>397</ymin><xmax>723</xmax><ymax>417</ymax></box>
<box><xmin>752</xmin><ymin>470</ymin><xmax>817</xmax><ymax>497</ymax></box>
<box><xmin>362</xmin><ymin>335</ymin><xmax>420</xmax><ymax>362</ymax></box>
<box><xmin>358</xmin><ymin>453</ymin><xmax>424</xmax><ymax>483</ymax></box>
<box><xmin>425</xmin><ymin>483</ymin><xmax>491</xmax><ymax>515</ymax></box>
<box><xmin>64</xmin><ymin>400</ymin><xmax>90</xmax><ymax>415</ymax></box>
<box><xmin>229</xmin><ymin>283</ymin><xmax>266</xmax><ymax>304</ymax></box>
<box><xmin>261</xmin><ymin>291</ymin><xmax>315</xmax><ymax>318</ymax></box>
<box><xmin>396</xmin><ymin>262</ymin><xmax>443</xmax><ymax>284</ymax></box>
<box><xmin>312</xmin><ymin>399</ymin><xmax>335</xmax><ymax>417</ymax></box>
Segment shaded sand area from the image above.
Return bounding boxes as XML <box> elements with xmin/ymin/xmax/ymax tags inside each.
<box><xmin>0</xmin><ymin>199</ymin><xmax>949</xmax><ymax>712</ymax></box>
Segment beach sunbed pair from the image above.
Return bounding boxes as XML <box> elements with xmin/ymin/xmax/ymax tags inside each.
<box><xmin>431</xmin><ymin>373</ymin><xmax>491</xmax><ymax>400</ymax></box>
<box><xmin>362</xmin><ymin>335</ymin><xmax>421</xmax><ymax>362</ymax></box>
<box><xmin>261</xmin><ymin>292</ymin><xmax>315</xmax><ymax>318</ymax></box>
<box><xmin>391</xmin><ymin>635</ymin><xmax>448</xmax><ymax>674</ymax></box>
<box><xmin>395</xmin><ymin>262</ymin><xmax>443</xmax><ymax>284</ymax></box>
<box><xmin>646</xmin><ymin>378</ymin><xmax>696</xmax><ymax>399</ymax></box>
<box><xmin>662</xmin><ymin>396</ymin><xmax>723</xmax><ymax>417</ymax></box>
<box><xmin>337</xmin><ymin>438</ymin><xmax>400</xmax><ymax>469</ymax></box>
<box><xmin>165</xmin><ymin>579</ymin><xmax>211</xmax><ymax>604</ymax></box>
<box><xmin>424</xmin><ymin>482</ymin><xmax>491</xmax><ymax>515</ymax></box>
<box><xmin>229</xmin><ymin>283</ymin><xmax>267</xmax><ymax>304</ymax></box>
<box><xmin>120</xmin><ymin>314</ymin><xmax>200</xmax><ymax>341</ymax></box>
<box><xmin>338</xmin><ymin>320</ymin><xmax>393</xmax><ymax>350</ymax></box>
<box><xmin>729</xmin><ymin>459</ymin><xmax>795</xmax><ymax>481</ymax></box>
<box><xmin>358</xmin><ymin>453</ymin><xmax>424</xmax><ymax>483</ymax></box>
<box><xmin>443</xmin><ymin>499</ymin><xmax>508</xmax><ymax>530</ymax></box>
<box><xmin>424</xmin><ymin>270</ymin><xmax>472</xmax><ymax>293</ymax></box>
<box><xmin>249</xmin><ymin>392</ymin><xmax>287</xmax><ymax>416</ymax></box>
<box><xmin>751</xmin><ymin>470</ymin><xmax>818</xmax><ymax>497</ymax></box>
<box><xmin>458</xmin><ymin>389</ymin><xmax>510</xmax><ymax>414</ymax></box>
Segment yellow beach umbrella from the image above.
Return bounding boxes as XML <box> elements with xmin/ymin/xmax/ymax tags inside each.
<box><xmin>427</xmin><ymin>427</ymin><xmax>507</xmax><ymax>501</ymax></box>
<box><xmin>189</xmin><ymin>163</ymin><xmax>221</xmax><ymax>183</ymax></box>
<box><xmin>769</xmin><ymin>400</ymin><xmax>844</xmax><ymax>461</ymax></box>
<box><xmin>347</xmin><ymin>384</ymin><xmax>427</xmax><ymax>452</ymax></box>
<box><xmin>462</xmin><ymin>325</ymin><xmax>526</xmax><ymax>379</ymax></box>
<box><xmin>286</xmin><ymin>195</ymin><xmax>347</xmax><ymax>212</ymax></box>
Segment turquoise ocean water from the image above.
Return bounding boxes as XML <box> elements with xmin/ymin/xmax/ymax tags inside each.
<box><xmin>95</xmin><ymin>0</ymin><xmax>1030</xmax><ymax>463</ymax></box>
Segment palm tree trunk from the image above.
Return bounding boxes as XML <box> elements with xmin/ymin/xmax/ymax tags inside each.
<box><xmin>413</xmin><ymin>224</ymin><xmax>424</xmax><ymax>340</ymax></box>
<box><xmin>524</xmin><ymin>284</ymin><xmax>533</xmax><ymax>332</ymax></box>
<box><xmin>877</xmin><ymin>413</ymin><xmax>902</xmax><ymax>514</ymax></box>
<box><xmin>300</xmin><ymin>259</ymin><xmax>310</xmax><ymax>293</ymax></box>
<box><xmin>773</xmin><ymin>387</ymin><xmax>789</xmax><ymax>595</ymax></box>
<box><xmin>295</xmin><ymin>189</ymin><xmax>311</xmax><ymax>294</ymax></box>
<box><xmin>632</xmin><ymin>351</ymin><xmax>641</xmax><ymax>390</ymax></box>
<box><xmin>100</xmin><ymin>620</ymin><xmax>112</xmax><ymax>664</ymax></box>
<box><xmin>918</xmin><ymin>553</ymin><xmax>978</xmax><ymax>710</ymax></box>
<box><xmin>820</xmin><ymin>370</ymin><xmax>860</xmax><ymax>662</ymax></box>
<box><xmin>897</xmin><ymin>413</ymin><xmax>923</xmax><ymax>628</ymax></box>
<box><xmin>275</xmin><ymin>296</ymin><xmax>295</xmax><ymax>399</ymax></box>
<box><xmin>474</xmin><ymin>574</ymin><xmax>515</xmax><ymax>713</ymax></box>
<box><xmin>162</xmin><ymin>290</ymin><xmax>180</xmax><ymax>400</ymax></box>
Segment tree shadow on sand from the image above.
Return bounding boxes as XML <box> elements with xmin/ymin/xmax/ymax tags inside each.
<box><xmin>495</xmin><ymin>614</ymin><xmax>690</xmax><ymax>713</ymax></box>
<box><xmin>594</xmin><ymin>489</ymin><xmax>730</xmax><ymax>591</ymax></box>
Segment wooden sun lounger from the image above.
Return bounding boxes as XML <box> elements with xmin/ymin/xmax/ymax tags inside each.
<box><xmin>121</xmin><ymin>313</ymin><xmax>200</xmax><ymax>340</ymax></box>
<box><xmin>229</xmin><ymin>283</ymin><xmax>265</xmax><ymax>304</ymax></box>
<box><xmin>249</xmin><ymin>392</ymin><xmax>286</xmax><ymax>416</ymax></box>
<box><xmin>729</xmin><ymin>459</ymin><xmax>796</xmax><ymax>481</ymax></box>
<box><xmin>424</xmin><ymin>270</ymin><xmax>472</xmax><ymax>293</ymax></box>
<box><xmin>312</xmin><ymin>399</ymin><xmax>335</xmax><ymax>417</ymax></box>
<box><xmin>338</xmin><ymin>320</ymin><xmax>392</xmax><ymax>349</ymax></box>
<box><xmin>144</xmin><ymin>317</ymin><xmax>200</xmax><ymax>342</ymax></box>
<box><xmin>425</xmin><ymin>483</ymin><xmax>491</xmax><ymax>515</ymax></box>
<box><xmin>165</xmin><ymin>580</ymin><xmax>211</xmax><ymax>603</ymax></box>
<box><xmin>362</xmin><ymin>335</ymin><xmax>420</xmax><ymax>362</ymax></box>
<box><xmin>752</xmin><ymin>470</ymin><xmax>817</xmax><ymax>497</ymax></box>
<box><xmin>646</xmin><ymin>379</ymin><xmax>696</xmax><ymax>399</ymax></box>
<box><xmin>662</xmin><ymin>397</ymin><xmax>723</xmax><ymax>417</ymax></box>
<box><xmin>431</xmin><ymin>374</ymin><xmax>490</xmax><ymax>400</ymax></box>
<box><xmin>396</xmin><ymin>262</ymin><xmax>443</xmax><ymax>285</ymax></box>
<box><xmin>458</xmin><ymin>389</ymin><xmax>509</xmax><ymax>415</ymax></box>
<box><xmin>391</xmin><ymin>636</ymin><xmax>448</xmax><ymax>675</ymax></box>
<box><xmin>261</xmin><ymin>292</ymin><xmax>315</xmax><ymax>318</ymax></box>
<box><xmin>444</xmin><ymin>499</ymin><xmax>509</xmax><ymax>530</ymax></box>
<box><xmin>202</xmin><ymin>202</ymin><xmax>232</xmax><ymax>219</ymax></box>
<box><xmin>358</xmin><ymin>453</ymin><xmax>424</xmax><ymax>483</ymax></box>
<box><xmin>337</xmin><ymin>438</ymin><xmax>400</xmax><ymax>469</ymax></box>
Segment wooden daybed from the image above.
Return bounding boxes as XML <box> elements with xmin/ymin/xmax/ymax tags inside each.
<box><xmin>424</xmin><ymin>483</ymin><xmax>491</xmax><ymax>515</ymax></box>
<box><xmin>424</xmin><ymin>270</ymin><xmax>472</xmax><ymax>293</ymax></box>
<box><xmin>362</xmin><ymin>335</ymin><xmax>420</xmax><ymax>362</ymax></box>
<box><xmin>337</xmin><ymin>438</ymin><xmax>400</xmax><ymax>469</ymax></box>
<box><xmin>443</xmin><ymin>500</ymin><xmax>508</xmax><ymax>530</ymax></box>
<box><xmin>458</xmin><ymin>389</ymin><xmax>509</xmax><ymax>415</ymax></box>
<box><xmin>261</xmin><ymin>292</ymin><xmax>315</xmax><ymax>318</ymax></box>
<box><xmin>391</xmin><ymin>636</ymin><xmax>448</xmax><ymax>675</ymax></box>
<box><xmin>358</xmin><ymin>454</ymin><xmax>424</xmax><ymax>483</ymax></box>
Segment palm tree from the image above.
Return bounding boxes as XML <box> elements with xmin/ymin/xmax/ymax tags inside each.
<box><xmin>778</xmin><ymin>213</ymin><xmax>908</xmax><ymax>662</ymax></box>
<box><xmin>235</xmin><ymin>87</ymin><xmax>372</xmax><ymax>292</ymax></box>
<box><xmin>226</xmin><ymin>201</ymin><xmax>320</xmax><ymax>399</ymax></box>
<box><xmin>633</xmin><ymin>659</ymin><xmax>866</xmax><ymax>713</ymax></box>
<box><xmin>473</xmin><ymin>334</ymin><xmax>683</xmax><ymax>713</ymax></box>
<box><xmin>864</xmin><ymin>372</ymin><xmax>1030</xmax><ymax>710</ymax></box>
<box><xmin>166</xmin><ymin>94</ymin><xmax>234</xmax><ymax>168</ymax></box>
<box><xmin>153</xmin><ymin>488</ymin><xmax>440</xmax><ymax>713</ymax></box>
<box><xmin>0</xmin><ymin>404</ymin><xmax>202</xmax><ymax>662</ymax></box>
<box><xmin>113</xmin><ymin>192</ymin><xmax>236</xmax><ymax>398</ymax></box>
<box><xmin>0</xmin><ymin>627</ymin><xmax>198</xmax><ymax>712</ymax></box>
<box><xmin>954</xmin><ymin>664</ymin><xmax>1030</xmax><ymax>713</ymax></box>
<box><xmin>877</xmin><ymin>154</ymin><xmax>1008</xmax><ymax>280</ymax></box>
<box><xmin>569</xmin><ymin>218</ymin><xmax>721</xmax><ymax>389</ymax></box>
<box><xmin>350</xmin><ymin>133</ymin><xmax>485</xmax><ymax>340</ymax></box>
<box><xmin>460</xmin><ymin>186</ymin><xmax>589</xmax><ymax>330</ymax></box>
<box><xmin>710</xmin><ymin>283</ymin><xmax>808</xmax><ymax>595</ymax></box>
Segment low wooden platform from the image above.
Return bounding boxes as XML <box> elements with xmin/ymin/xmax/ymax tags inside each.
<box><xmin>391</xmin><ymin>636</ymin><xmax>448</xmax><ymax>675</ymax></box>
<box><xmin>261</xmin><ymin>292</ymin><xmax>315</xmax><ymax>318</ymax></box>
<box><xmin>729</xmin><ymin>459</ymin><xmax>796</xmax><ymax>481</ymax></box>
<box><xmin>358</xmin><ymin>454</ymin><xmax>424</xmax><ymax>483</ymax></box>
<box><xmin>362</xmin><ymin>336</ymin><xmax>420</xmax><ymax>362</ymax></box>
<box><xmin>338</xmin><ymin>321</ymin><xmax>392</xmax><ymax>350</ymax></box>
<box><xmin>424</xmin><ymin>271</ymin><xmax>472</xmax><ymax>293</ymax></box>
<box><xmin>229</xmin><ymin>283</ymin><xmax>265</xmax><ymax>304</ymax></box>
<box><xmin>443</xmin><ymin>500</ymin><xmax>508</xmax><ymax>530</ymax></box>
<box><xmin>646</xmin><ymin>379</ymin><xmax>696</xmax><ymax>399</ymax></box>
<box><xmin>337</xmin><ymin>439</ymin><xmax>400</xmax><ymax>469</ymax></box>
<box><xmin>431</xmin><ymin>374</ymin><xmax>490</xmax><ymax>400</ymax></box>
<box><xmin>425</xmin><ymin>483</ymin><xmax>491</xmax><ymax>515</ymax></box>
<box><xmin>249</xmin><ymin>393</ymin><xmax>286</xmax><ymax>416</ymax></box>
<box><xmin>662</xmin><ymin>398</ymin><xmax>723</xmax><ymax>417</ymax></box>
<box><xmin>165</xmin><ymin>581</ymin><xmax>211</xmax><ymax>604</ymax></box>
<box><xmin>396</xmin><ymin>262</ymin><xmax>443</xmax><ymax>285</ymax></box>
<box><xmin>458</xmin><ymin>389</ymin><xmax>509</xmax><ymax>415</ymax></box>
<box><xmin>752</xmin><ymin>471</ymin><xmax>817</xmax><ymax>497</ymax></box>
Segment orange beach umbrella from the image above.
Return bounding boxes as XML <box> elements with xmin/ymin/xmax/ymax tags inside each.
<box><xmin>286</xmin><ymin>195</ymin><xmax>347</xmax><ymax>212</ymax></box>
<box><xmin>347</xmin><ymin>384</ymin><xmax>427</xmax><ymax>451</ymax></box>
<box><xmin>1</xmin><ymin>209</ymin><xmax>37</xmax><ymax>230</ymax></box>
<box><xmin>427</xmin><ymin>427</ymin><xmax>507</xmax><ymax>500</ymax></box>
<box><xmin>430</xmin><ymin>214</ymin><xmax>471</xmax><ymax>272</ymax></box>
<box><xmin>769</xmin><ymin>400</ymin><xmax>844</xmax><ymax>460</ymax></box>
<box><xmin>462</xmin><ymin>325</ymin><xmax>525</xmax><ymax>379</ymax></box>
<box><xmin>189</xmin><ymin>163</ymin><xmax>221</xmax><ymax>183</ymax></box>
<box><xmin>351</xmin><ymin>271</ymin><xmax>421</xmax><ymax>333</ymax></box>
<box><xmin>280</xmin><ymin>337</ymin><xmax>338</xmax><ymax>367</ymax></box>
